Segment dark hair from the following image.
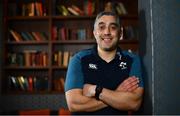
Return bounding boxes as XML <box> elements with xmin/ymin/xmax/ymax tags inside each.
<box><xmin>94</xmin><ymin>11</ymin><xmax>121</xmax><ymax>29</ymax></box>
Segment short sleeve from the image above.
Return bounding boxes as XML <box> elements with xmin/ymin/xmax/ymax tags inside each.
<box><xmin>129</xmin><ymin>55</ymin><xmax>144</xmax><ymax>87</ymax></box>
<box><xmin>65</xmin><ymin>55</ymin><xmax>84</xmax><ymax>92</ymax></box>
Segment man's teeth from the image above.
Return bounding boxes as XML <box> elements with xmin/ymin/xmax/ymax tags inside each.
<box><xmin>103</xmin><ymin>38</ymin><xmax>111</xmax><ymax>40</ymax></box>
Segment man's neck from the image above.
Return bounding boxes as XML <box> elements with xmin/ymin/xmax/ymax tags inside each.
<box><xmin>97</xmin><ymin>47</ymin><xmax>117</xmax><ymax>63</ymax></box>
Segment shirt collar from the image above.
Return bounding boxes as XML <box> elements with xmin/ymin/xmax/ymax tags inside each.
<box><xmin>92</xmin><ymin>45</ymin><xmax>123</xmax><ymax>61</ymax></box>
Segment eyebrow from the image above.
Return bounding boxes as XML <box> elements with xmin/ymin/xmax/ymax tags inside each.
<box><xmin>98</xmin><ymin>22</ymin><xmax>105</xmax><ymax>26</ymax></box>
<box><xmin>98</xmin><ymin>22</ymin><xmax>118</xmax><ymax>27</ymax></box>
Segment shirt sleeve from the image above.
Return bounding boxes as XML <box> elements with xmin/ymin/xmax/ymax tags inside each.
<box><xmin>129</xmin><ymin>55</ymin><xmax>144</xmax><ymax>87</ymax></box>
<box><xmin>65</xmin><ymin>54</ymin><xmax>84</xmax><ymax>92</ymax></box>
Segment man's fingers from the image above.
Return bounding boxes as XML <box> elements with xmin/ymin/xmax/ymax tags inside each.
<box><xmin>117</xmin><ymin>76</ymin><xmax>140</xmax><ymax>92</ymax></box>
<box><xmin>122</xmin><ymin>76</ymin><xmax>139</xmax><ymax>87</ymax></box>
<box><xmin>124</xmin><ymin>79</ymin><xmax>139</xmax><ymax>89</ymax></box>
<box><xmin>127</xmin><ymin>84</ymin><xmax>139</xmax><ymax>92</ymax></box>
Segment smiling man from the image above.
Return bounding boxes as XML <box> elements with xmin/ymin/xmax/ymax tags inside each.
<box><xmin>65</xmin><ymin>11</ymin><xmax>144</xmax><ymax>115</ymax></box>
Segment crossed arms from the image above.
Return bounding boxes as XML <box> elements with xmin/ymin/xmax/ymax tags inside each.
<box><xmin>65</xmin><ymin>76</ymin><xmax>144</xmax><ymax>112</ymax></box>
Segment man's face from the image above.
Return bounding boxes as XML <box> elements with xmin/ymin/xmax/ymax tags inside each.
<box><xmin>93</xmin><ymin>15</ymin><xmax>120</xmax><ymax>51</ymax></box>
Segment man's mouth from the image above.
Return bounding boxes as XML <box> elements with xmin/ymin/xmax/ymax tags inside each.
<box><xmin>102</xmin><ymin>37</ymin><xmax>112</xmax><ymax>43</ymax></box>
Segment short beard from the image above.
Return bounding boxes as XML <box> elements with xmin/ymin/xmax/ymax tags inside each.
<box><xmin>102</xmin><ymin>42</ymin><xmax>119</xmax><ymax>52</ymax></box>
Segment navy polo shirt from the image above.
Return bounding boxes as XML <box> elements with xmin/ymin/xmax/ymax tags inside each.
<box><xmin>65</xmin><ymin>46</ymin><xmax>144</xmax><ymax>115</ymax></box>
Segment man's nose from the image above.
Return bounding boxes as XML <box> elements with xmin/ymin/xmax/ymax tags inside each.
<box><xmin>104</xmin><ymin>27</ymin><xmax>111</xmax><ymax>35</ymax></box>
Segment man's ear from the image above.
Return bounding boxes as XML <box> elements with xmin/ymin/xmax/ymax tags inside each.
<box><xmin>93</xmin><ymin>30</ymin><xmax>97</xmax><ymax>40</ymax></box>
<box><xmin>119</xmin><ymin>27</ymin><xmax>123</xmax><ymax>40</ymax></box>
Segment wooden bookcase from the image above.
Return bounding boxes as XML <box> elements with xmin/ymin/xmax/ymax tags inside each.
<box><xmin>2</xmin><ymin>0</ymin><xmax>139</xmax><ymax>94</ymax></box>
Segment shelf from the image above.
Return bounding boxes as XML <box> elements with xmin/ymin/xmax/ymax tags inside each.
<box><xmin>4</xmin><ymin>66</ymin><xmax>49</xmax><ymax>70</ymax></box>
<box><xmin>6</xmin><ymin>41</ymin><xmax>49</xmax><ymax>45</ymax></box>
<box><xmin>4</xmin><ymin>90</ymin><xmax>52</xmax><ymax>95</ymax></box>
<box><xmin>7</xmin><ymin>15</ymin><xmax>137</xmax><ymax>20</ymax></box>
<box><xmin>52</xmin><ymin>40</ymin><xmax>95</xmax><ymax>44</ymax></box>
<box><xmin>7</xmin><ymin>16</ymin><xmax>50</xmax><ymax>20</ymax></box>
<box><xmin>52</xmin><ymin>39</ymin><xmax>138</xmax><ymax>44</ymax></box>
<box><xmin>52</xmin><ymin>15</ymin><xmax>96</xmax><ymax>20</ymax></box>
<box><xmin>52</xmin><ymin>66</ymin><xmax>67</xmax><ymax>70</ymax></box>
<box><xmin>52</xmin><ymin>14</ymin><xmax>137</xmax><ymax>20</ymax></box>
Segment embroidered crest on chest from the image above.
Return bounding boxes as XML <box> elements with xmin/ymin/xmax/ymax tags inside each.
<box><xmin>88</xmin><ymin>63</ymin><xmax>98</xmax><ymax>70</ymax></box>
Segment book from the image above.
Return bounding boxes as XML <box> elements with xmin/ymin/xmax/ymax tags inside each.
<box><xmin>33</xmin><ymin>77</ymin><xmax>48</xmax><ymax>91</ymax></box>
<box><xmin>69</xmin><ymin>28</ymin><xmax>78</xmax><ymax>40</ymax></box>
<box><xmin>84</xmin><ymin>0</ymin><xmax>95</xmax><ymax>16</ymax></box>
<box><xmin>77</xmin><ymin>29</ymin><xmax>86</xmax><ymax>40</ymax></box>
<box><xmin>23</xmin><ymin>50</ymin><xmax>37</xmax><ymax>67</ymax></box>
<box><xmin>17</xmin><ymin>76</ymin><xmax>25</xmax><ymax>90</ymax></box>
<box><xmin>42</xmin><ymin>51</ymin><xmax>48</xmax><ymax>66</ymax></box>
<box><xmin>32</xmin><ymin>32</ymin><xmax>43</xmax><ymax>41</ymax></box>
<box><xmin>38</xmin><ymin>32</ymin><xmax>48</xmax><ymax>41</ymax></box>
<box><xmin>63</xmin><ymin>51</ymin><xmax>69</xmax><ymax>67</ymax></box>
<box><xmin>9</xmin><ymin>76</ymin><xmax>18</xmax><ymax>90</ymax></box>
<box><xmin>60</xmin><ymin>27</ymin><xmax>66</xmax><ymax>40</ymax></box>
<box><xmin>71</xmin><ymin>5</ymin><xmax>84</xmax><ymax>15</ymax></box>
<box><xmin>7</xmin><ymin>52</ymin><xmax>17</xmax><ymax>66</ymax></box>
<box><xmin>124</xmin><ymin>26</ymin><xmax>135</xmax><ymax>39</ymax></box>
<box><xmin>28</xmin><ymin>76</ymin><xmax>33</xmax><ymax>91</ymax></box>
<box><xmin>86</xmin><ymin>28</ymin><xmax>93</xmax><ymax>40</ymax></box>
<box><xmin>58</xmin><ymin>51</ymin><xmax>62</xmax><ymax>66</ymax></box>
<box><xmin>118</xmin><ymin>2</ymin><xmax>127</xmax><ymax>14</ymax></box>
<box><xmin>53</xmin><ymin>78</ymin><xmax>63</xmax><ymax>91</ymax></box>
<box><xmin>21</xmin><ymin>32</ymin><xmax>31</xmax><ymax>41</ymax></box>
<box><xmin>9</xmin><ymin>30</ymin><xmax>23</xmax><ymax>42</ymax></box>
<box><xmin>57</xmin><ymin>5</ymin><xmax>69</xmax><ymax>16</ymax></box>
<box><xmin>104</xmin><ymin>2</ymin><xmax>114</xmax><ymax>12</ymax></box>
<box><xmin>28</xmin><ymin>2</ymin><xmax>35</xmax><ymax>16</ymax></box>
<box><xmin>59</xmin><ymin>77</ymin><xmax>65</xmax><ymax>91</ymax></box>
<box><xmin>17</xmin><ymin>52</ymin><xmax>24</xmax><ymax>66</ymax></box>
<box><xmin>35</xmin><ymin>2</ymin><xmax>43</xmax><ymax>16</ymax></box>
<box><xmin>52</xmin><ymin>26</ymin><xmax>58</xmax><ymax>41</ymax></box>
<box><xmin>67</xmin><ymin>7</ymin><xmax>80</xmax><ymax>16</ymax></box>
<box><xmin>25</xmin><ymin>32</ymin><xmax>36</xmax><ymax>41</ymax></box>
<box><xmin>53</xmin><ymin>52</ymin><xmax>58</xmax><ymax>65</ymax></box>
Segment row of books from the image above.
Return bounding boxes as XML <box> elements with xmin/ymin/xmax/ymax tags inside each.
<box><xmin>104</xmin><ymin>2</ymin><xmax>128</xmax><ymax>15</ymax></box>
<box><xmin>53</xmin><ymin>51</ymin><xmax>73</xmax><ymax>67</ymax></box>
<box><xmin>9</xmin><ymin>2</ymin><xmax>47</xmax><ymax>16</ymax></box>
<box><xmin>9</xmin><ymin>26</ymin><xmax>137</xmax><ymax>42</ymax></box>
<box><xmin>8</xmin><ymin>75</ymin><xmax>48</xmax><ymax>91</ymax></box>
<box><xmin>7</xmin><ymin>51</ymin><xmax>48</xmax><ymax>67</ymax></box>
<box><xmin>56</xmin><ymin>0</ymin><xmax>95</xmax><ymax>16</ymax></box>
<box><xmin>8</xmin><ymin>1</ymin><xmax>128</xmax><ymax>17</ymax></box>
<box><xmin>52</xmin><ymin>26</ymin><xmax>93</xmax><ymax>41</ymax></box>
<box><xmin>53</xmin><ymin>77</ymin><xmax>65</xmax><ymax>92</ymax></box>
<box><xmin>122</xmin><ymin>26</ymin><xmax>139</xmax><ymax>40</ymax></box>
<box><xmin>9</xmin><ymin>30</ymin><xmax>48</xmax><ymax>42</ymax></box>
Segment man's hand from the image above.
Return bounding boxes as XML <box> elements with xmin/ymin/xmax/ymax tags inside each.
<box><xmin>83</xmin><ymin>84</ymin><xmax>96</xmax><ymax>97</ymax></box>
<box><xmin>83</xmin><ymin>76</ymin><xmax>139</xmax><ymax>97</ymax></box>
<box><xmin>116</xmin><ymin>76</ymin><xmax>139</xmax><ymax>92</ymax></box>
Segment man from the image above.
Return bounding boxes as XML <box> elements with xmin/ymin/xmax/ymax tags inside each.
<box><xmin>65</xmin><ymin>11</ymin><xmax>144</xmax><ymax>115</ymax></box>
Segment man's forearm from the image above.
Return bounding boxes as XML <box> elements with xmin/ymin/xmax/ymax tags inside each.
<box><xmin>71</xmin><ymin>97</ymin><xmax>107</xmax><ymax>112</ymax></box>
<box><xmin>99</xmin><ymin>87</ymin><xmax>143</xmax><ymax>111</ymax></box>
<box><xmin>66</xmin><ymin>89</ymin><xmax>107</xmax><ymax>112</ymax></box>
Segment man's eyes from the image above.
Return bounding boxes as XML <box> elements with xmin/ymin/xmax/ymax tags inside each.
<box><xmin>98</xmin><ymin>25</ymin><xmax>118</xmax><ymax>30</ymax></box>
<box><xmin>98</xmin><ymin>25</ymin><xmax>105</xmax><ymax>30</ymax></box>
<box><xmin>110</xmin><ymin>25</ymin><xmax>118</xmax><ymax>30</ymax></box>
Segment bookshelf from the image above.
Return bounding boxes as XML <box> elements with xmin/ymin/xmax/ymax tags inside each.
<box><xmin>2</xmin><ymin>0</ymin><xmax>139</xmax><ymax>94</ymax></box>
